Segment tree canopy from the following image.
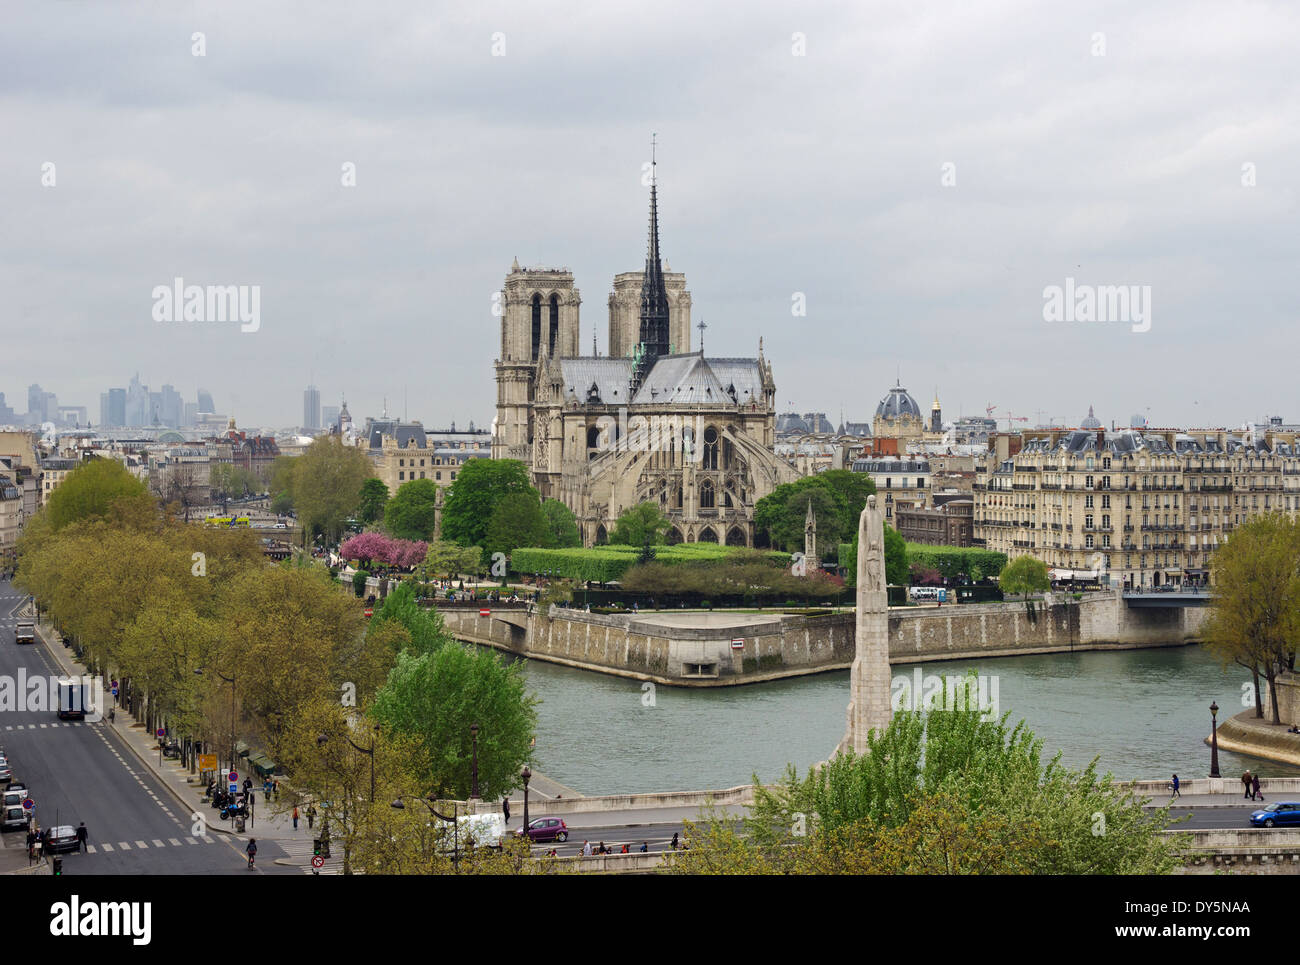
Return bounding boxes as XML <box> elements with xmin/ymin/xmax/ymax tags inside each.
<box><xmin>357</xmin><ymin>478</ymin><xmax>390</xmax><ymax>525</ymax></box>
<box><xmin>753</xmin><ymin>471</ymin><xmax>875</xmax><ymax>554</ymax></box>
<box><xmin>384</xmin><ymin>478</ymin><xmax>441</xmax><ymax>542</ymax></box>
<box><xmin>45</xmin><ymin>457</ymin><xmax>154</xmax><ymax>532</ymax></box>
<box><xmin>292</xmin><ymin>437</ymin><xmax>371</xmax><ymax>544</ymax></box>
<box><xmin>485</xmin><ymin>493</ymin><xmax>548</xmax><ymax>559</ymax></box>
<box><xmin>609</xmin><ymin>502</ymin><xmax>670</xmax><ymax>547</ymax></box>
<box><xmin>540</xmin><ymin>498</ymin><xmax>582</xmax><ymax>549</ymax></box>
<box><xmin>440</xmin><ymin>459</ymin><xmax>536</xmax><ymax>548</ymax></box>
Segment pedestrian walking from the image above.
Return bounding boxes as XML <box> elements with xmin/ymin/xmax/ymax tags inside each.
<box><xmin>1252</xmin><ymin>773</ymin><xmax>1263</xmax><ymax>802</ymax></box>
<box><xmin>292</xmin><ymin>806</ymin><xmax>299</xmax><ymax>830</ymax></box>
<box><xmin>671</xmin><ymin>832</ymin><xmax>679</xmax><ymax>851</ymax></box>
<box><xmin>244</xmin><ymin>777</ymin><xmax>253</xmax><ymax>797</ymax></box>
<box><xmin>273</xmin><ymin>779</ymin><xmax>279</xmax><ymax>801</ymax></box>
<box><xmin>1170</xmin><ymin>774</ymin><xmax>1181</xmax><ymax>800</ymax></box>
<box><xmin>75</xmin><ymin>822</ymin><xmax>88</xmax><ymax>853</ymax></box>
<box><xmin>640</xmin><ymin>841</ymin><xmax>648</xmax><ymax>853</ymax></box>
<box><xmin>502</xmin><ymin>797</ymin><xmax>510</xmax><ymax>823</ymax></box>
<box><xmin>263</xmin><ymin>779</ymin><xmax>272</xmax><ymax>803</ymax></box>
<box><xmin>581</xmin><ymin>839</ymin><xmax>592</xmax><ymax>856</ymax></box>
<box><xmin>306</xmin><ymin>805</ymin><xmax>316</xmax><ymax>830</ymax></box>
<box><xmin>1241</xmin><ymin>770</ymin><xmax>1252</xmax><ymax>799</ymax></box>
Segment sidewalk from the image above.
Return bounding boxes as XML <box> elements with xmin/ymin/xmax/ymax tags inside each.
<box><xmin>36</xmin><ymin>618</ymin><xmax>343</xmax><ymax>874</ymax></box>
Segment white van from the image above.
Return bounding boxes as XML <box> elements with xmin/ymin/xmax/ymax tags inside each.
<box><xmin>444</xmin><ymin>813</ymin><xmax>505</xmax><ymax>851</ymax></box>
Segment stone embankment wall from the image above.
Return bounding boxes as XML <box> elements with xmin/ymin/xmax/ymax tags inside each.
<box><xmin>442</xmin><ymin>591</ymin><xmax>1209</xmax><ymax>686</ymax></box>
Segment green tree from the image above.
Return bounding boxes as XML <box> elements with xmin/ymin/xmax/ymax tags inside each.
<box><xmin>1204</xmin><ymin>514</ymin><xmax>1300</xmax><ymax>723</ymax></box>
<box><xmin>358</xmin><ymin>478</ymin><xmax>391</xmax><ymax>525</ymax></box>
<box><xmin>292</xmin><ymin>438</ymin><xmax>371</xmax><ymax>545</ymax></box>
<box><xmin>384</xmin><ymin>478</ymin><xmax>440</xmax><ymax>541</ymax></box>
<box><xmin>267</xmin><ymin>454</ymin><xmax>299</xmax><ymax>515</ymax></box>
<box><xmin>999</xmin><ymin>555</ymin><xmax>1050</xmax><ymax>610</ymax></box>
<box><xmin>371</xmin><ymin>646</ymin><xmax>539</xmax><ymax>800</ymax></box>
<box><xmin>540</xmin><ymin>498</ymin><xmax>582</xmax><ymax>549</ymax></box>
<box><xmin>609</xmin><ymin>502</ymin><xmax>670</xmax><ymax>547</ymax></box>
<box><xmin>45</xmin><ymin>458</ymin><xmax>154</xmax><ymax>532</ymax></box>
<box><xmin>485</xmin><ymin>493</ymin><xmax>547</xmax><ymax>558</ymax></box>
<box><xmin>677</xmin><ymin>690</ymin><xmax>1184</xmax><ymax>875</ymax></box>
<box><xmin>754</xmin><ymin>476</ymin><xmax>852</xmax><ymax>552</ymax></box>
<box><xmin>441</xmin><ymin>459</ymin><xmax>536</xmax><ymax>548</ymax></box>
<box><xmin>424</xmin><ymin>540</ymin><xmax>486</xmax><ymax>581</ymax></box>
<box><xmin>369</xmin><ymin>582</ymin><xmax>455</xmax><ymax>655</ymax></box>
<box><xmin>842</xmin><ymin>524</ymin><xmax>909</xmax><ymax>587</ymax></box>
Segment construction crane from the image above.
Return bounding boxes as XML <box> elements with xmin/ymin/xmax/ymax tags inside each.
<box><xmin>985</xmin><ymin>403</ymin><xmax>997</xmax><ymax>418</ymax></box>
<box><xmin>1001</xmin><ymin>410</ymin><xmax>1028</xmax><ymax>433</ymax></box>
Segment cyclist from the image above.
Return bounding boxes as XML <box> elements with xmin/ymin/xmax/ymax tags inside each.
<box><xmin>245</xmin><ymin>838</ymin><xmax>257</xmax><ymax>869</ymax></box>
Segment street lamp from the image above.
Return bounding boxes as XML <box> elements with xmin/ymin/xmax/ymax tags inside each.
<box><xmin>470</xmin><ymin>723</ymin><xmax>480</xmax><ymax>800</ymax></box>
<box><xmin>1209</xmin><ymin>701</ymin><xmax>1221</xmax><ymax>779</ymax></box>
<box><xmin>318</xmin><ymin>721</ymin><xmax>380</xmax><ymax>803</ymax></box>
<box><xmin>392</xmin><ymin>796</ymin><xmax>460</xmax><ymax>873</ymax></box>
<box><xmin>521</xmin><ymin>766</ymin><xmax>531</xmax><ymax>840</ymax></box>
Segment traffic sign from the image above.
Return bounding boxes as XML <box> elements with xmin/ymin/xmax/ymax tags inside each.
<box><xmin>198</xmin><ymin>754</ymin><xmax>217</xmax><ymax>772</ymax></box>
<box><xmin>479</xmin><ymin>608</ymin><xmax>490</xmax><ymax>617</ymax></box>
<box><xmin>22</xmin><ymin>798</ymin><xmax>34</xmax><ymax>810</ymax></box>
<box><xmin>156</xmin><ymin>728</ymin><xmax>166</xmax><ymax>738</ymax></box>
<box><xmin>311</xmin><ymin>855</ymin><xmax>324</xmax><ymax>869</ymax></box>
<box><xmin>228</xmin><ymin>770</ymin><xmax>238</xmax><ymax>782</ymax></box>
<box><xmin>363</xmin><ymin>608</ymin><xmax>373</xmax><ymax>617</ymax></box>
<box><xmin>731</xmin><ymin>637</ymin><xmax>745</xmax><ymax>650</ymax></box>
<box><xmin>229</xmin><ymin>783</ymin><xmax>238</xmax><ymax>794</ymax></box>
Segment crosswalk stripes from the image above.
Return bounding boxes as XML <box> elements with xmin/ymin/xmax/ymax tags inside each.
<box><xmin>84</xmin><ymin>836</ymin><xmax>218</xmax><ymax>855</ymax></box>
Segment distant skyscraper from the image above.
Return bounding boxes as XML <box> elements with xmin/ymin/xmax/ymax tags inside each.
<box><xmin>303</xmin><ymin>385</ymin><xmax>321</xmax><ymax>431</ymax></box>
<box><xmin>321</xmin><ymin>405</ymin><xmax>339</xmax><ymax>429</ymax></box>
<box><xmin>0</xmin><ymin>393</ymin><xmax>15</xmax><ymax>424</ymax></box>
<box><xmin>127</xmin><ymin>374</ymin><xmax>149</xmax><ymax>427</ymax></box>
<box><xmin>100</xmin><ymin>388</ymin><xmax>127</xmax><ymax>427</ymax></box>
<box><xmin>197</xmin><ymin>388</ymin><xmax>215</xmax><ymax>414</ymax></box>
<box><xmin>183</xmin><ymin>401</ymin><xmax>199</xmax><ymax>427</ymax></box>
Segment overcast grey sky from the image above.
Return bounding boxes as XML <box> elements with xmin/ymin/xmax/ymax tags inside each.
<box><xmin>3</xmin><ymin>0</ymin><xmax>1298</xmax><ymax>431</ymax></box>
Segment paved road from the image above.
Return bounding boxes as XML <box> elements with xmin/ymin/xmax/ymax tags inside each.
<box><xmin>0</xmin><ymin>578</ymin><xmax>295</xmax><ymax>875</ymax></box>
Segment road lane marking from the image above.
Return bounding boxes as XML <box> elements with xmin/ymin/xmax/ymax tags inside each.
<box><xmin>135</xmin><ymin>840</ymin><xmax>147</xmax><ymax>848</ymax></box>
<box><xmin>86</xmin><ymin>845</ymin><xmax>96</xmax><ymax>854</ymax></box>
<box><xmin>117</xmin><ymin>842</ymin><xmax>131</xmax><ymax>850</ymax></box>
<box><xmin>101</xmin><ymin>843</ymin><xmax>114</xmax><ymax>852</ymax></box>
<box><xmin>185</xmin><ymin>836</ymin><xmax>198</xmax><ymax>844</ymax></box>
<box><xmin>152</xmin><ymin>839</ymin><xmax>164</xmax><ymax>847</ymax></box>
<box><xmin>169</xmin><ymin>838</ymin><xmax>181</xmax><ymax>846</ymax></box>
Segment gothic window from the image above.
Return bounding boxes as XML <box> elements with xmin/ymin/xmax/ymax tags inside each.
<box><xmin>549</xmin><ymin>294</ymin><xmax>560</xmax><ymax>356</ymax></box>
<box><xmin>587</xmin><ymin>425</ymin><xmax>600</xmax><ymax>451</ymax></box>
<box><xmin>674</xmin><ymin>486</ymin><xmax>683</xmax><ymax>509</ymax></box>
<box><xmin>700</xmin><ymin>479</ymin><xmax>715</xmax><ymax>508</ymax></box>
<box><xmin>703</xmin><ymin>427</ymin><xmax>719</xmax><ymax>470</ymax></box>
<box><xmin>531</xmin><ymin>293</ymin><xmax>542</xmax><ymax>360</ymax></box>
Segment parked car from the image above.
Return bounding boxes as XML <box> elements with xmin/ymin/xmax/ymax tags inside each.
<box><xmin>1249</xmin><ymin>802</ymin><xmax>1300</xmax><ymax>828</ymax></box>
<box><xmin>1</xmin><ymin>804</ymin><xmax>28</xmax><ymax>831</ymax></box>
<box><xmin>0</xmin><ymin>759</ymin><xmax>11</xmax><ymax>788</ymax></box>
<box><xmin>515</xmin><ymin>816</ymin><xmax>569</xmax><ymax>843</ymax></box>
<box><xmin>44</xmin><ymin>825</ymin><xmax>79</xmax><ymax>854</ymax></box>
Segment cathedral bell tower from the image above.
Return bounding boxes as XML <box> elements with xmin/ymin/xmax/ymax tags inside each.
<box><xmin>492</xmin><ymin>260</ymin><xmax>581</xmax><ymax>461</ymax></box>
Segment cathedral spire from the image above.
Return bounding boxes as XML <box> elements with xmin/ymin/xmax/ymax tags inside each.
<box><xmin>633</xmin><ymin>134</ymin><xmax>671</xmax><ymax>392</ymax></box>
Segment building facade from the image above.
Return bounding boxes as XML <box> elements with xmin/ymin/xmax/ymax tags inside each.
<box><xmin>974</xmin><ymin>427</ymin><xmax>1300</xmax><ymax>589</ymax></box>
<box><xmin>492</xmin><ymin>166</ymin><xmax>800</xmax><ymax>546</ymax></box>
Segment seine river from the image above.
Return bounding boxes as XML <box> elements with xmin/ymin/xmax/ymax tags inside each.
<box><xmin>511</xmin><ymin>645</ymin><xmax>1300</xmax><ymax>796</ymax></box>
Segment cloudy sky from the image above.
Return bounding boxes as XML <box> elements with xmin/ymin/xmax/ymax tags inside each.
<box><xmin>3</xmin><ymin>0</ymin><xmax>1298</xmax><ymax>432</ymax></box>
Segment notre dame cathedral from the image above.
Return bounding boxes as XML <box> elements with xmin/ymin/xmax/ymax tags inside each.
<box><xmin>491</xmin><ymin>160</ymin><xmax>800</xmax><ymax>546</ymax></box>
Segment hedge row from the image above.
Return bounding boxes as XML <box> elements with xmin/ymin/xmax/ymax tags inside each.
<box><xmin>510</xmin><ymin>545</ymin><xmax>789</xmax><ymax>583</ymax></box>
<box><xmin>837</xmin><ymin>542</ymin><xmax>1008</xmax><ymax>584</ymax></box>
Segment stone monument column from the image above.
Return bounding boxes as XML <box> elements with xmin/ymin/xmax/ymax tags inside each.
<box><xmin>841</xmin><ymin>493</ymin><xmax>892</xmax><ymax>755</ymax></box>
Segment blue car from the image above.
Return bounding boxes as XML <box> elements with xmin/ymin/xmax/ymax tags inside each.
<box><xmin>1249</xmin><ymin>802</ymin><xmax>1300</xmax><ymax>828</ymax></box>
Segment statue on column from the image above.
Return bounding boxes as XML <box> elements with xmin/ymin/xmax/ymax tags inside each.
<box><xmin>841</xmin><ymin>494</ymin><xmax>892</xmax><ymax>756</ymax></box>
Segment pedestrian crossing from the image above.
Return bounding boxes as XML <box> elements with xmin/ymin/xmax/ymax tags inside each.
<box><xmin>87</xmin><ymin>834</ymin><xmax>217</xmax><ymax>854</ymax></box>
<box><xmin>3</xmin><ymin>722</ymin><xmax>90</xmax><ymax>729</ymax></box>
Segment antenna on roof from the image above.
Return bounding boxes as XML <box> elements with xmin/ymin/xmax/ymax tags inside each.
<box><xmin>697</xmin><ymin>318</ymin><xmax>707</xmax><ymax>355</ymax></box>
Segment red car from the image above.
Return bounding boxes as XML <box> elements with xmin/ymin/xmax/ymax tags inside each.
<box><xmin>515</xmin><ymin>817</ymin><xmax>569</xmax><ymax>843</ymax></box>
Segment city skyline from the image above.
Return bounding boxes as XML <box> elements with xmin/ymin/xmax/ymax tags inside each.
<box><xmin>3</xmin><ymin>3</ymin><xmax>1298</xmax><ymax>429</ymax></box>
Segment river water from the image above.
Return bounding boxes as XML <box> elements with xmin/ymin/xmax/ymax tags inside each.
<box><xmin>511</xmin><ymin>645</ymin><xmax>1300</xmax><ymax>796</ymax></box>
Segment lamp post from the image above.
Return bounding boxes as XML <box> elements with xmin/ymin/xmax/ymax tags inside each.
<box><xmin>1209</xmin><ymin>701</ymin><xmax>1221</xmax><ymax>779</ymax></box>
<box><xmin>470</xmin><ymin>723</ymin><xmax>480</xmax><ymax>800</ymax></box>
<box><xmin>521</xmin><ymin>766</ymin><xmax>531</xmax><ymax>840</ymax></box>
<box><xmin>318</xmin><ymin>722</ymin><xmax>380</xmax><ymax>803</ymax></box>
<box><xmin>392</xmin><ymin>796</ymin><xmax>460</xmax><ymax>873</ymax></box>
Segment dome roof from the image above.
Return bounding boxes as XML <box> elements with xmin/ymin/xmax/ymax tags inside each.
<box><xmin>875</xmin><ymin>384</ymin><xmax>921</xmax><ymax>420</ymax></box>
<box><xmin>1081</xmin><ymin>405</ymin><xmax>1102</xmax><ymax>429</ymax></box>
